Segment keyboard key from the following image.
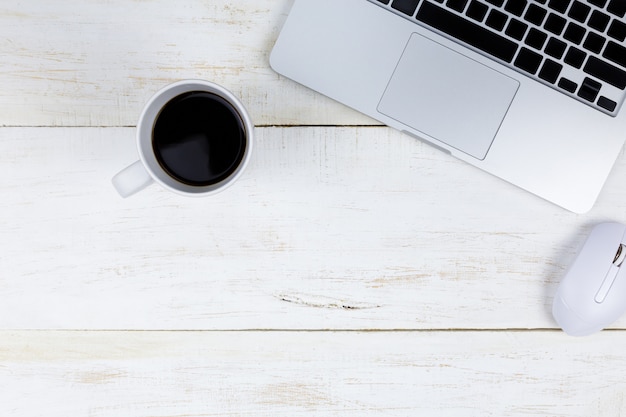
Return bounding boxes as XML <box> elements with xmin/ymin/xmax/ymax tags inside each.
<box><xmin>598</xmin><ymin>96</ymin><xmax>617</xmax><ymax>112</ymax></box>
<box><xmin>525</xmin><ymin>28</ymin><xmax>548</xmax><ymax>49</ymax></box>
<box><xmin>447</xmin><ymin>0</ymin><xmax>469</xmax><ymax>12</ymax></box>
<box><xmin>607</xmin><ymin>20</ymin><xmax>626</xmax><ymax>42</ymax></box>
<box><xmin>485</xmin><ymin>0</ymin><xmax>505</xmax><ymax>6</ymax></box>
<box><xmin>376</xmin><ymin>0</ymin><xmax>391</xmax><ymax>4</ymax></box>
<box><xmin>467</xmin><ymin>0</ymin><xmax>489</xmax><ymax>21</ymax></box>
<box><xmin>603</xmin><ymin>41</ymin><xmax>626</xmax><ymax>69</ymax></box>
<box><xmin>545</xmin><ymin>37</ymin><xmax>567</xmax><ymax>59</ymax></box>
<box><xmin>504</xmin><ymin>0</ymin><xmax>527</xmax><ymax>16</ymax></box>
<box><xmin>568</xmin><ymin>1</ymin><xmax>591</xmax><ymax>23</ymax></box>
<box><xmin>584</xmin><ymin>56</ymin><xmax>626</xmax><ymax>89</ymax></box>
<box><xmin>564</xmin><ymin>46</ymin><xmax>587</xmax><ymax>68</ymax></box>
<box><xmin>563</xmin><ymin>22</ymin><xmax>586</xmax><ymax>44</ymax></box>
<box><xmin>588</xmin><ymin>0</ymin><xmax>607</xmax><ymax>7</ymax></box>
<box><xmin>505</xmin><ymin>18</ymin><xmax>529</xmax><ymax>40</ymax></box>
<box><xmin>547</xmin><ymin>0</ymin><xmax>571</xmax><ymax>13</ymax></box>
<box><xmin>558</xmin><ymin>77</ymin><xmax>578</xmax><ymax>92</ymax></box>
<box><xmin>588</xmin><ymin>10</ymin><xmax>611</xmax><ymax>33</ymax></box>
<box><xmin>607</xmin><ymin>0</ymin><xmax>626</xmax><ymax>18</ymax></box>
<box><xmin>538</xmin><ymin>59</ymin><xmax>563</xmax><ymax>83</ymax></box>
<box><xmin>578</xmin><ymin>77</ymin><xmax>602</xmax><ymax>102</ymax></box>
<box><xmin>514</xmin><ymin>47</ymin><xmax>543</xmax><ymax>74</ymax></box>
<box><xmin>544</xmin><ymin>13</ymin><xmax>567</xmax><ymax>35</ymax></box>
<box><xmin>486</xmin><ymin>10</ymin><xmax>508</xmax><ymax>31</ymax></box>
<box><xmin>416</xmin><ymin>2</ymin><xmax>519</xmax><ymax>62</ymax></box>
<box><xmin>391</xmin><ymin>0</ymin><xmax>420</xmax><ymax>15</ymax></box>
<box><xmin>583</xmin><ymin>32</ymin><xmax>606</xmax><ymax>54</ymax></box>
<box><xmin>524</xmin><ymin>4</ymin><xmax>547</xmax><ymax>25</ymax></box>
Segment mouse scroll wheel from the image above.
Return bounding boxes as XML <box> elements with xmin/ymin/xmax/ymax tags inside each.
<box><xmin>613</xmin><ymin>244</ymin><xmax>626</xmax><ymax>267</ymax></box>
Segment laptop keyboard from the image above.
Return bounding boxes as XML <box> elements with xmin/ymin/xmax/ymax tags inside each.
<box><xmin>372</xmin><ymin>0</ymin><xmax>626</xmax><ymax>115</ymax></box>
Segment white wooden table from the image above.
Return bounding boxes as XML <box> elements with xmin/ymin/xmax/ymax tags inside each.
<box><xmin>2</xmin><ymin>1</ymin><xmax>626</xmax><ymax>415</ymax></box>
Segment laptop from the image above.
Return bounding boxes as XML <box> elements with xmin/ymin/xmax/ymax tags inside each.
<box><xmin>270</xmin><ymin>0</ymin><xmax>626</xmax><ymax>213</ymax></box>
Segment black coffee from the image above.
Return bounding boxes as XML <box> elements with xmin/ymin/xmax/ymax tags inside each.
<box><xmin>152</xmin><ymin>91</ymin><xmax>246</xmax><ymax>186</ymax></box>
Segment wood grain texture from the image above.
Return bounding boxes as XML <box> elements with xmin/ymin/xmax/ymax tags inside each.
<box><xmin>2</xmin><ymin>331</ymin><xmax>625</xmax><ymax>417</ymax></box>
<box><xmin>1</xmin><ymin>126</ymin><xmax>626</xmax><ymax>330</ymax></box>
<box><xmin>0</xmin><ymin>0</ymin><xmax>372</xmax><ymax>127</ymax></box>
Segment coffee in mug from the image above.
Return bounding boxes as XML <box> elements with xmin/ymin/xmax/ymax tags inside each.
<box><xmin>112</xmin><ymin>80</ymin><xmax>253</xmax><ymax>197</ymax></box>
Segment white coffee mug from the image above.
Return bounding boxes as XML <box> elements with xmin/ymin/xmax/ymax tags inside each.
<box><xmin>112</xmin><ymin>80</ymin><xmax>254</xmax><ymax>197</ymax></box>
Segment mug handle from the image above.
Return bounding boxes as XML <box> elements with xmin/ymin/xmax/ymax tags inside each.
<box><xmin>112</xmin><ymin>160</ymin><xmax>153</xmax><ymax>197</ymax></box>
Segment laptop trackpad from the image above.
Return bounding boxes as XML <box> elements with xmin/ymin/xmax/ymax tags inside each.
<box><xmin>378</xmin><ymin>33</ymin><xmax>519</xmax><ymax>160</ymax></box>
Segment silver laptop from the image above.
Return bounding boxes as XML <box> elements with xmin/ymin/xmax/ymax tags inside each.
<box><xmin>270</xmin><ymin>0</ymin><xmax>626</xmax><ymax>213</ymax></box>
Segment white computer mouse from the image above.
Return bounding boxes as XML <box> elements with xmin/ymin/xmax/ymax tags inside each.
<box><xmin>553</xmin><ymin>222</ymin><xmax>626</xmax><ymax>336</ymax></box>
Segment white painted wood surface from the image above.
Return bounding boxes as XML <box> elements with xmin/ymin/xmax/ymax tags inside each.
<box><xmin>2</xmin><ymin>331</ymin><xmax>626</xmax><ymax>416</ymax></box>
<box><xmin>1</xmin><ymin>1</ymin><xmax>626</xmax><ymax>415</ymax></box>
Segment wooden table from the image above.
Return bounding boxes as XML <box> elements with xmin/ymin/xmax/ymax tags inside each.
<box><xmin>2</xmin><ymin>1</ymin><xmax>626</xmax><ymax>415</ymax></box>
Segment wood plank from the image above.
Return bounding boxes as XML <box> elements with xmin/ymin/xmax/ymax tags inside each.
<box><xmin>0</xmin><ymin>0</ymin><xmax>372</xmax><ymax>127</ymax></box>
<box><xmin>2</xmin><ymin>126</ymin><xmax>626</xmax><ymax>330</ymax></box>
<box><xmin>1</xmin><ymin>330</ymin><xmax>625</xmax><ymax>416</ymax></box>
